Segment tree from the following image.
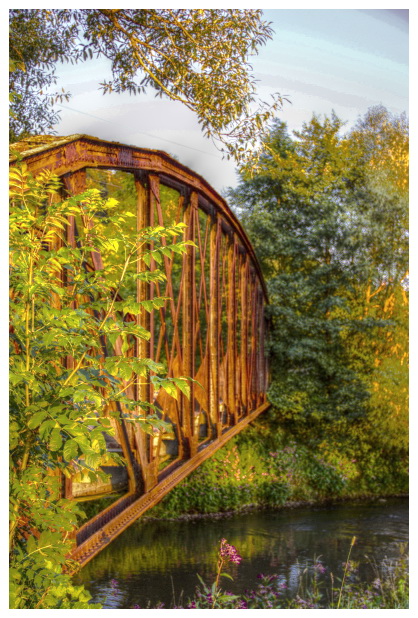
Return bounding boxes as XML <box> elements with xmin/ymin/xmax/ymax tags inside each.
<box><xmin>227</xmin><ymin>108</ymin><xmax>408</xmax><ymax>491</ymax></box>
<box><xmin>9</xmin><ymin>9</ymin><xmax>285</xmax><ymax>162</ymax></box>
<box><xmin>229</xmin><ymin>114</ymin><xmax>371</xmax><ymax>424</ymax></box>
<box><xmin>348</xmin><ymin>106</ymin><xmax>408</xmax><ymax>288</ymax></box>
<box><xmin>346</xmin><ymin>107</ymin><xmax>409</xmax><ymax>471</ymax></box>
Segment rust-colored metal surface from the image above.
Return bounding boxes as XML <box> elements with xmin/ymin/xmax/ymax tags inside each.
<box><xmin>11</xmin><ymin>135</ymin><xmax>270</xmax><ymax>566</ymax></box>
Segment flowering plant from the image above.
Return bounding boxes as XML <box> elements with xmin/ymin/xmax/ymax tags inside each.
<box><xmin>219</xmin><ymin>538</ymin><xmax>242</xmax><ymax>565</ymax></box>
<box><xmin>209</xmin><ymin>538</ymin><xmax>242</xmax><ymax>607</ymax></box>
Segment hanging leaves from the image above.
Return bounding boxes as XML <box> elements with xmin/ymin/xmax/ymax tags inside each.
<box><xmin>10</xmin><ymin>9</ymin><xmax>286</xmax><ymax>164</ymax></box>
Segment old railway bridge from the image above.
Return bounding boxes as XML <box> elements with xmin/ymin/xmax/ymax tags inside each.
<box><xmin>11</xmin><ymin>135</ymin><xmax>270</xmax><ymax>567</ymax></box>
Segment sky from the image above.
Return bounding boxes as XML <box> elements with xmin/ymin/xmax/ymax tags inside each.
<box><xmin>51</xmin><ymin>8</ymin><xmax>409</xmax><ymax>195</ymax></box>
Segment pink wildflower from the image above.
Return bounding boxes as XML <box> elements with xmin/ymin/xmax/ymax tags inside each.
<box><xmin>220</xmin><ymin>538</ymin><xmax>242</xmax><ymax>564</ymax></box>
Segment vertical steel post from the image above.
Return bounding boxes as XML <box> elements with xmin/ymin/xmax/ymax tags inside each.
<box><xmin>182</xmin><ymin>190</ymin><xmax>197</xmax><ymax>456</ymax></box>
<box><xmin>209</xmin><ymin>213</ymin><xmax>220</xmax><ymax>437</ymax></box>
<box><xmin>146</xmin><ymin>175</ymin><xmax>161</xmax><ymax>486</ymax></box>
<box><xmin>227</xmin><ymin>240</ymin><xmax>237</xmax><ymax>424</ymax></box>
<box><xmin>134</xmin><ymin>172</ymin><xmax>154</xmax><ymax>491</ymax></box>
<box><xmin>240</xmin><ymin>254</ymin><xmax>249</xmax><ymax>414</ymax></box>
<box><xmin>248</xmin><ymin>272</ymin><xmax>258</xmax><ymax>410</ymax></box>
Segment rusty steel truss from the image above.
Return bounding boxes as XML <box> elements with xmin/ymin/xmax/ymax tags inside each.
<box><xmin>10</xmin><ymin>135</ymin><xmax>270</xmax><ymax>566</ymax></box>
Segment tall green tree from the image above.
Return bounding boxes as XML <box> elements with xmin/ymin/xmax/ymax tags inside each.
<box><xmin>229</xmin><ymin>113</ymin><xmax>371</xmax><ymax>425</ymax></box>
<box><xmin>228</xmin><ymin>108</ymin><xmax>408</xmax><ymax>462</ymax></box>
<box><xmin>9</xmin><ymin>9</ymin><xmax>285</xmax><ymax>162</ymax></box>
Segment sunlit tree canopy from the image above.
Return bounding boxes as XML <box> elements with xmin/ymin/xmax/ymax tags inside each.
<box><xmin>9</xmin><ymin>9</ymin><xmax>285</xmax><ymax>163</ymax></box>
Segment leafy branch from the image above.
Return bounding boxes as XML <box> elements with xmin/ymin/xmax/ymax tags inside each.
<box><xmin>9</xmin><ymin>166</ymin><xmax>192</xmax><ymax>608</ymax></box>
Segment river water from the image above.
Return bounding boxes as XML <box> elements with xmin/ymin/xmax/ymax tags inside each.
<box><xmin>74</xmin><ymin>497</ymin><xmax>408</xmax><ymax>608</ymax></box>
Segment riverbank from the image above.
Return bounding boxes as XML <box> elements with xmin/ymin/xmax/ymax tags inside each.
<box><xmin>142</xmin><ymin>492</ymin><xmax>409</xmax><ymax>523</ymax></box>
<box><xmin>141</xmin><ymin>422</ymin><xmax>408</xmax><ymax>520</ymax></box>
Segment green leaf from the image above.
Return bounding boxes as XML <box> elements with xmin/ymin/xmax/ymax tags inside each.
<box><xmin>63</xmin><ymin>439</ymin><xmax>79</xmax><ymax>461</ymax></box>
<box><xmin>26</xmin><ymin>534</ymin><xmax>37</xmax><ymax>555</ymax></box>
<box><xmin>9</xmin><ymin>372</ymin><xmax>24</xmax><ymax>386</ymax></box>
<box><xmin>196</xmin><ymin>573</ymin><xmax>209</xmax><ymax>592</ymax></box>
<box><xmin>121</xmin><ymin>333</ymin><xmax>130</xmax><ymax>355</ymax></box>
<box><xmin>142</xmin><ymin>299</ymin><xmax>157</xmax><ymax>312</ymax></box>
<box><xmin>49</xmin><ymin>429</ymin><xmax>63</xmax><ymax>451</ymax></box>
<box><xmin>39</xmin><ymin>419</ymin><xmax>56</xmax><ymax>440</ymax></box>
<box><xmin>172</xmin><ymin>377</ymin><xmax>190</xmax><ymax>399</ymax></box>
<box><xmin>28</xmin><ymin>410</ymin><xmax>48</xmax><ymax>429</ymax></box>
<box><xmin>160</xmin><ymin>380</ymin><xmax>178</xmax><ymax>399</ymax></box>
<box><xmin>218</xmin><ymin>593</ymin><xmax>239</xmax><ymax>601</ymax></box>
<box><xmin>9</xmin><ymin>568</ymin><xmax>21</xmax><ymax>581</ymax></box>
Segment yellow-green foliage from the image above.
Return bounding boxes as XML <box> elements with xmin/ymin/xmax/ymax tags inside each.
<box><xmin>152</xmin><ymin>413</ymin><xmax>408</xmax><ymax>519</ymax></box>
<box><xmin>9</xmin><ymin>165</ymin><xmax>192</xmax><ymax>608</ymax></box>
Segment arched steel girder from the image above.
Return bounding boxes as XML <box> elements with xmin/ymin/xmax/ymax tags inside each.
<box><xmin>10</xmin><ymin>135</ymin><xmax>270</xmax><ymax>565</ymax></box>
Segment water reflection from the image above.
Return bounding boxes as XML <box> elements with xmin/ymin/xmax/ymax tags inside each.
<box><xmin>74</xmin><ymin>498</ymin><xmax>408</xmax><ymax>608</ymax></box>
